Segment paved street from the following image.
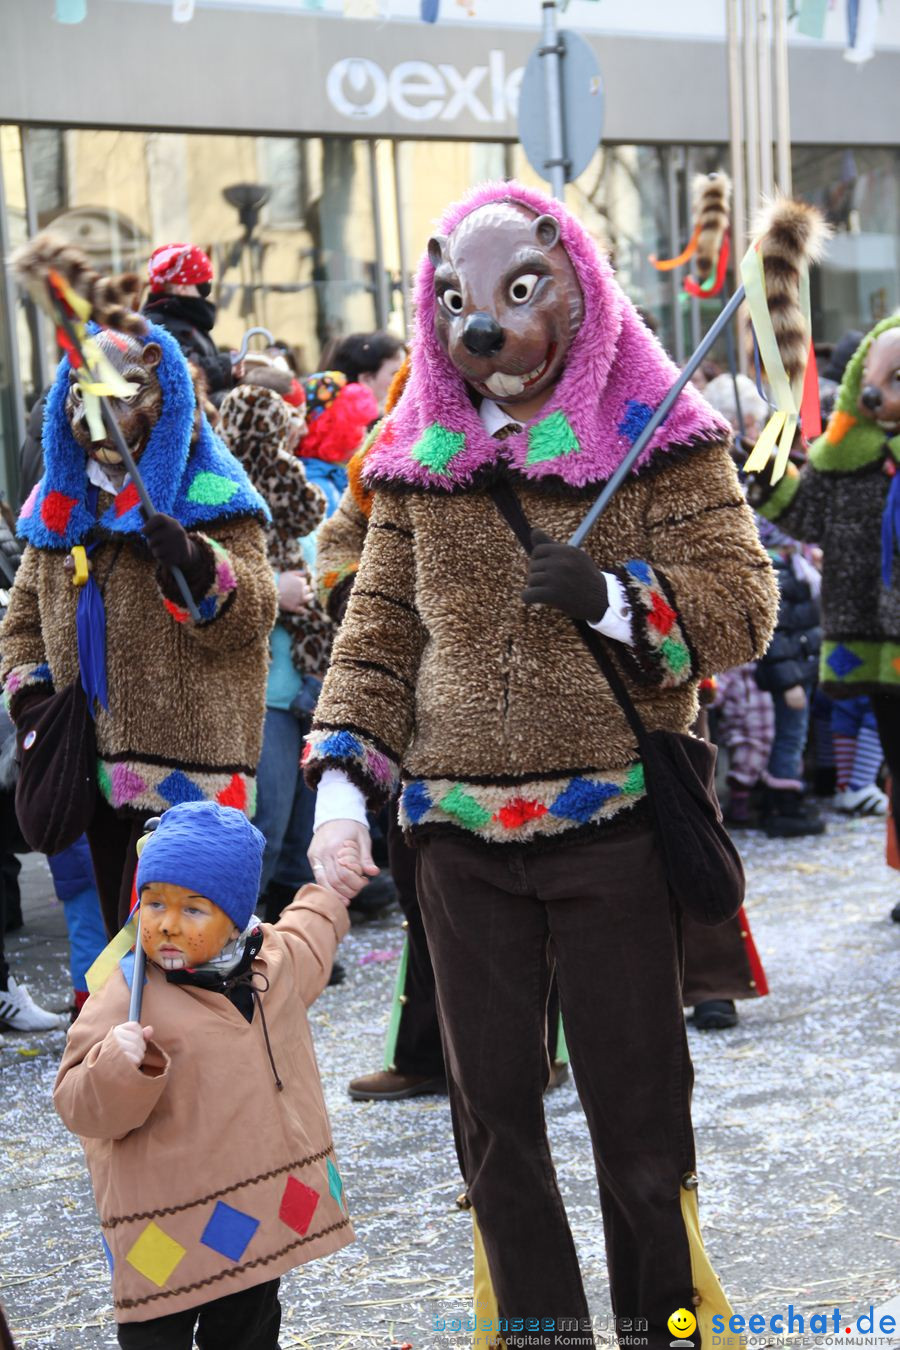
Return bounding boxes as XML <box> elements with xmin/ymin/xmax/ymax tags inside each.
<box><xmin>1</xmin><ymin>813</ymin><xmax>898</xmax><ymax>1350</ymax></box>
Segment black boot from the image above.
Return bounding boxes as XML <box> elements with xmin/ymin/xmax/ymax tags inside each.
<box><xmin>763</xmin><ymin>788</ymin><xmax>826</xmax><ymax>838</ymax></box>
<box><xmin>693</xmin><ymin>999</ymin><xmax>739</xmax><ymax>1030</ymax></box>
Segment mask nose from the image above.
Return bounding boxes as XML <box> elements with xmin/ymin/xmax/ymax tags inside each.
<box><xmin>861</xmin><ymin>384</ymin><xmax>883</xmax><ymax>411</ymax></box>
<box><xmin>462</xmin><ymin>312</ymin><xmax>505</xmax><ymax>357</ymax></box>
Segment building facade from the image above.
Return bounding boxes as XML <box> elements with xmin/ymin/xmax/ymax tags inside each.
<box><xmin>1</xmin><ymin>0</ymin><xmax>899</xmax><ymax>501</ymax></box>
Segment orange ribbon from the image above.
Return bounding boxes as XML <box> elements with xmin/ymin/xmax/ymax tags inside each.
<box><xmin>649</xmin><ymin>223</ymin><xmax>701</xmax><ymax>272</ymax></box>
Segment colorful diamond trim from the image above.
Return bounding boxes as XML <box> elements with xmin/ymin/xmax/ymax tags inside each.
<box><xmin>97</xmin><ymin>758</ymin><xmax>257</xmax><ymax>816</ymax></box>
<box><xmin>303</xmin><ymin>727</ymin><xmax>400</xmax><ymax>799</ymax></box>
<box><xmin>616</xmin><ymin>560</ymin><xmax>694</xmax><ymax>688</ymax></box>
<box><xmin>159</xmin><ymin>534</ymin><xmax>237</xmax><ymax>626</ymax></box>
<box><xmin>399</xmin><ymin>764</ymin><xmax>645</xmax><ymax>843</ymax></box>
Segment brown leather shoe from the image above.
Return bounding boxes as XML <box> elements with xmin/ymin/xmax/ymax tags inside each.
<box><xmin>348</xmin><ymin>1069</ymin><xmax>448</xmax><ymax>1101</ymax></box>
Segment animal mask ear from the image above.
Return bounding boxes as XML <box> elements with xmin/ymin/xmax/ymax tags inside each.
<box><xmin>532</xmin><ymin>214</ymin><xmax>561</xmax><ymax>249</ymax></box>
<box><xmin>141</xmin><ymin>342</ymin><xmax>163</xmax><ymax>371</ymax></box>
<box><xmin>427</xmin><ymin>235</ymin><xmax>447</xmax><ymax>268</ymax></box>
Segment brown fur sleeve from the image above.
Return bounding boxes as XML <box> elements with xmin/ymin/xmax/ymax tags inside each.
<box><xmin>158</xmin><ymin>517</ymin><xmax>278</xmax><ymax>653</ymax></box>
<box><xmin>315</xmin><ymin>488</ymin><xmax>369</xmax><ymax>620</ymax></box>
<box><xmin>614</xmin><ymin>444</ymin><xmax>778</xmax><ymax>684</ymax></box>
<box><xmin>0</xmin><ymin>546</ymin><xmax>54</xmax><ymax>716</ymax></box>
<box><xmin>304</xmin><ymin>490</ymin><xmax>426</xmax><ymax>807</ymax></box>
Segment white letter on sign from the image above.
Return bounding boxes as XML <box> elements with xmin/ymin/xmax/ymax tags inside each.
<box><xmin>326</xmin><ymin>58</ymin><xmax>389</xmax><ymax>119</ymax></box>
<box><xmin>389</xmin><ymin>61</ymin><xmax>446</xmax><ymax>121</ymax></box>
<box><xmin>438</xmin><ymin>63</ymin><xmax>490</xmax><ymax>122</ymax></box>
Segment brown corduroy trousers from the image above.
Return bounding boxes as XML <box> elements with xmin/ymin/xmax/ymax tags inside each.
<box><xmin>416</xmin><ymin>821</ymin><xmax>702</xmax><ymax>1350</ymax></box>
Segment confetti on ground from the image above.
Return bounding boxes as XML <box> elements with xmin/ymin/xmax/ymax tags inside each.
<box><xmin>1</xmin><ymin>814</ymin><xmax>897</xmax><ymax>1348</ymax></box>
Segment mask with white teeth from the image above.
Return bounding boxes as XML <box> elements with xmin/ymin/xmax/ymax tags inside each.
<box><xmin>428</xmin><ymin>200</ymin><xmax>584</xmax><ymax>414</ymax></box>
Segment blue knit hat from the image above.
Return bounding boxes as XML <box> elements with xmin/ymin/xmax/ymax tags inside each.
<box><xmin>136</xmin><ymin>802</ymin><xmax>265</xmax><ymax>931</ymax></box>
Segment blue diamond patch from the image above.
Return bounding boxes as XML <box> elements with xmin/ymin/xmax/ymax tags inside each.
<box><xmin>625</xmin><ymin>560</ymin><xmax>654</xmax><ymax>587</ymax></box>
<box><xmin>618</xmin><ymin>399</ymin><xmax>654</xmax><ymax>444</ymax></box>
<box><xmin>101</xmin><ymin>1232</ymin><xmax>114</xmax><ymax>1273</ymax></box>
<box><xmin>317</xmin><ymin>731</ymin><xmax>363</xmax><ymax>760</ymax></box>
<box><xmin>158</xmin><ymin>770</ymin><xmax>206</xmax><ymax>806</ymax></box>
<box><xmin>549</xmin><ymin>778</ymin><xmax>621</xmax><ymax>824</ymax></box>
<box><xmin>200</xmin><ymin>1201</ymin><xmax>260</xmax><ymax>1263</ymax></box>
<box><xmin>402</xmin><ymin>780</ymin><xmax>433</xmax><ymax>824</ymax></box>
<box><xmin>826</xmin><ymin>644</ymin><xmax>865</xmax><ymax>679</ymax></box>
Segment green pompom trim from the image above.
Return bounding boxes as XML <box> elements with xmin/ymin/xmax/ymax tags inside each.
<box><xmin>97</xmin><ymin>760</ymin><xmax>112</xmax><ymax>802</ymax></box>
<box><xmin>623</xmin><ymin>762</ymin><xmax>645</xmax><ymax>794</ymax></box>
<box><xmin>187</xmin><ymin>472</ymin><xmax>240</xmax><ymax>506</ymax></box>
<box><xmin>525</xmin><ymin>411</ymin><xmax>581</xmax><ymax>466</ymax></box>
<box><xmin>411</xmin><ymin>424</ymin><xmax>466</xmax><ymax>475</ymax></box>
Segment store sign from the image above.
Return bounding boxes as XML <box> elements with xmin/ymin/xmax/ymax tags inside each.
<box><xmin>326</xmin><ymin>51</ymin><xmax>523</xmax><ymax>125</ymax></box>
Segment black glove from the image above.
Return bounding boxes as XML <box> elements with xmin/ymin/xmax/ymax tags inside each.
<box><xmin>143</xmin><ymin>513</ymin><xmax>213</xmax><ymax>600</ymax></box>
<box><xmin>523</xmin><ymin>528</ymin><xmax>609</xmax><ymax>623</ymax></box>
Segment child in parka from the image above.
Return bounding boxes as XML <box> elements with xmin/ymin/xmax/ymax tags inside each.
<box><xmin>53</xmin><ymin>801</ymin><xmax>353</xmax><ymax>1349</ymax></box>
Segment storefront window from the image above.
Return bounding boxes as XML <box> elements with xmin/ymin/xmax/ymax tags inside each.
<box><xmin>793</xmin><ymin>145</ymin><xmax>900</xmax><ymax>341</ymax></box>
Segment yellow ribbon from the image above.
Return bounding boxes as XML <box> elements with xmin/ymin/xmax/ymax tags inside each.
<box><xmin>85</xmin><ymin>916</ymin><xmax>138</xmax><ymax>995</ymax></box>
<box><xmin>740</xmin><ymin>240</ymin><xmax>810</xmax><ymax>483</ymax></box>
<box><xmin>43</xmin><ymin>269</ymin><xmax>139</xmax><ymax>442</ymax></box>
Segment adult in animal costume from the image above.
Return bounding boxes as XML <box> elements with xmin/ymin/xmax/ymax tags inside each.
<box><xmin>306</xmin><ymin>183</ymin><xmax>777</xmax><ymax>1348</ymax></box>
<box><xmin>1</xmin><ymin>243</ymin><xmax>276</xmax><ymax>934</ymax></box>
<box><xmin>751</xmin><ymin>314</ymin><xmax>900</xmax><ymax>921</ymax></box>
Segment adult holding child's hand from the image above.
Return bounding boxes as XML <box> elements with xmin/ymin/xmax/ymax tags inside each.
<box><xmin>309</xmin><ymin>820</ymin><xmax>378</xmax><ymax>901</ymax></box>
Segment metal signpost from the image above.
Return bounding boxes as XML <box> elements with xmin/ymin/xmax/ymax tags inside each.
<box><xmin>518</xmin><ymin>1</ymin><xmax>604</xmax><ymax>200</ymax></box>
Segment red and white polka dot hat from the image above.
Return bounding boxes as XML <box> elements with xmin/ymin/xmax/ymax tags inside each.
<box><xmin>148</xmin><ymin>242</ymin><xmax>214</xmax><ymax>291</ymax></box>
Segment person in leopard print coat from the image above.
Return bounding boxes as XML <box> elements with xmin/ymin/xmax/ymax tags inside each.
<box><xmin>219</xmin><ymin>382</ymin><xmax>332</xmax><ymax>679</ymax></box>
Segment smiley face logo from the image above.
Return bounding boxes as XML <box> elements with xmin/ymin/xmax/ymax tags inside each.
<box><xmin>667</xmin><ymin>1308</ymin><xmax>697</xmax><ymax>1341</ymax></box>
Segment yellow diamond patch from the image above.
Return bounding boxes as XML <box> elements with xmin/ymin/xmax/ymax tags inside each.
<box><xmin>126</xmin><ymin>1221</ymin><xmax>186</xmax><ymax>1287</ymax></box>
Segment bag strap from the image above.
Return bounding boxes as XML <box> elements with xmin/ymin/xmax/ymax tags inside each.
<box><xmin>488</xmin><ymin>479</ymin><xmax>650</xmax><ymax>751</ymax></box>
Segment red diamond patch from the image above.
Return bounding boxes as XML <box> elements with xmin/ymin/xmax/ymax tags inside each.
<box><xmin>495</xmin><ymin>798</ymin><xmax>548</xmax><ymax>830</ymax></box>
<box><xmin>647</xmin><ymin>592</ymin><xmax>677</xmax><ymax>635</ymax></box>
<box><xmin>115</xmin><ymin>483</ymin><xmax>141</xmax><ymax>517</ymax></box>
<box><xmin>40</xmin><ymin>491</ymin><xmax>78</xmax><ymax>536</ymax></box>
<box><xmin>279</xmin><ymin>1176</ymin><xmax>319</xmax><ymax>1236</ymax></box>
<box><xmin>217</xmin><ymin>773</ymin><xmax>247</xmax><ymax>811</ymax></box>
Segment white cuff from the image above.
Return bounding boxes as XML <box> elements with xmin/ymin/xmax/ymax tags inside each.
<box><xmin>589</xmin><ymin>573</ymin><xmax>634</xmax><ymax>646</ymax></box>
<box><xmin>313</xmin><ymin>768</ymin><xmax>369</xmax><ymax>832</ymax></box>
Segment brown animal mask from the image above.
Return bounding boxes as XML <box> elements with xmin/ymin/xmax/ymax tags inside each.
<box><xmin>66</xmin><ymin>333</ymin><xmax>163</xmax><ymax>466</ymax></box>
<box><xmin>428</xmin><ymin>201</ymin><xmax>584</xmax><ymax>406</ymax></box>
<box><xmin>858</xmin><ymin>328</ymin><xmax>900</xmax><ymax>434</ymax></box>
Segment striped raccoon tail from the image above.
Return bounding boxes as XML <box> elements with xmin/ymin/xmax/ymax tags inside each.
<box><xmin>752</xmin><ymin>197</ymin><xmax>830</xmax><ymax>386</ymax></box>
<box><xmin>692</xmin><ymin>171</ymin><xmax>732</xmax><ymax>281</ymax></box>
<box><xmin>11</xmin><ymin>232</ymin><xmax>148</xmax><ymax>336</ymax></box>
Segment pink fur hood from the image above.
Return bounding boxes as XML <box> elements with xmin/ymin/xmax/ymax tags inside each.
<box><xmin>364</xmin><ymin>180</ymin><xmax>729</xmax><ymax>494</ymax></box>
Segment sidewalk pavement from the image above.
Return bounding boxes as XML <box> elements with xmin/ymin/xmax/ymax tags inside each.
<box><xmin>1</xmin><ymin>815</ymin><xmax>898</xmax><ymax>1349</ymax></box>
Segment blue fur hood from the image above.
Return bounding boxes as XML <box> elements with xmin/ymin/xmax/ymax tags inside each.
<box><xmin>18</xmin><ymin>323</ymin><xmax>269</xmax><ymax>550</ymax></box>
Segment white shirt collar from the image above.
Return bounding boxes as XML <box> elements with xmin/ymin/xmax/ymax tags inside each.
<box><xmin>478</xmin><ymin>397</ymin><xmax>524</xmax><ymax>438</ymax></box>
<box><xmin>86</xmin><ymin>457</ymin><xmax>128</xmax><ymax>497</ymax></box>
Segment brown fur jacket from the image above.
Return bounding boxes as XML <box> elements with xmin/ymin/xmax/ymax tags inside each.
<box><xmin>1</xmin><ymin>512</ymin><xmax>276</xmax><ymax>817</ymax></box>
<box><xmin>304</xmin><ymin>444</ymin><xmax>778</xmax><ymax>845</ymax></box>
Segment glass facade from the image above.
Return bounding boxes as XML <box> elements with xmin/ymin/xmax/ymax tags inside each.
<box><xmin>2</xmin><ymin>122</ymin><xmax>899</xmax><ymax>503</ymax></box>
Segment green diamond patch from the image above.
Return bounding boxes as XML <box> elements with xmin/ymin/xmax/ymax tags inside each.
<box><xmin>525</xmin><ymin>411</ymin><xmax>581</xmax><ymax>466</ymax></box>
<box><xmin>411</xmin><ymin>424</ymin><xmax>466</xmax><ymax>475</ymax></box>
<box><xmin>187</xmin><ymin>472</ymin><xmax>240</xmax><ymax>506</ymax></box>
<box><xmin>439</xmin><ymin>784</ymin><xmax>492</xmax><ymax>831</ymax></box>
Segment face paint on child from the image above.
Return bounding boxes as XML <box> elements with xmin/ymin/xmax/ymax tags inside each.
<box><xmin>139</xmin><ymin>882</ymin><xmax>239</xmax><ymax>971</ymax></box>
